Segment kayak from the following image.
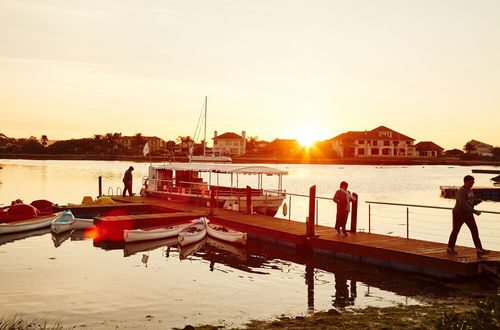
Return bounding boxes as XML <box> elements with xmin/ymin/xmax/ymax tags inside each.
<box><xmin>178</xmin><ymin>217</ymin><xmax>207</xmax><ymax>246</ymax></box>
<box><xmin>207</xmin><ymin>221</ymin><xmax>247</xmax><ymax>245</ymax></box>
<box><xmin>51</xmin><ymin>210</ymin><xmax>94</xmax><ymax>234</ymax></box>
<box><xmin>0</xmin><ymin>212</ymin><xmax>64</xmax><ymax>235</ymax></box>
<box><xmin>124</xmin><ymin>221</ymin><xmax>194</xmax><ymax>243</ymax></box>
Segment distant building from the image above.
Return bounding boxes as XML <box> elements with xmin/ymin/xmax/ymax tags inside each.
<box><xmin>119</xmin><ymin>136</ymin><xmax>166</xmax><ymax>153</ymax></box>
<box><xmin>213</xmin><ymin>131</ymin><xmax>246</xmax><ymax>156</ymax></box>
<box><xmin>467</xmin><ymin>139</ymin><xmax>494</xmax><ymax>157</ymax></box>
<box><xmin>415</xmin><ymin>141</ymin><xmax>444</xmax><ymax>157</ymax></box>
<box><xmin>267</xmin><ymin>139</ymin><xmax>301</xmax><ymax>155</ymax></box>
<box><xmin>330</xmin><ymin>126</ymin><xmax>416</xmax><ymax>157</ymax></box>
<box><xmin>444</xmin><ymin>149</ymin><xmax>464</xmax><ymax>157</ymax></box>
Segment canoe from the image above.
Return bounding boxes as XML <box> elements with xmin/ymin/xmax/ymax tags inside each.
<box><xmin>0</xmin><ymin>212</ymin><xmax>64</xmax><ymax>235</ymax></box>
<box><xmin>124</xmin><ymin>221</ymin><xmax>193</xmax><ymax>243</ymax></box>
<box><xmin>51</xmin><ymin>210</ymin><xmax>94</xmax><ymax>234</ymax></box>
<box><xmin>206</xmin><ymin>221</ymin><xmax>247</xmax><ymax>245</ymax></box>
<box><xmin>178</xmin><ymin>217</ymin><xmax>207</xmax><ymax>246</ymax></box>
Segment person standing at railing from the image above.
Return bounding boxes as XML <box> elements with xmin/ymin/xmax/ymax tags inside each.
<box><xmin>447</xmin><ymin>175</ymin><xmax>490</xmax><ymax>257</ymax></box>
<box><xmin>122</xmin><ymin>166</ymin><xmax>134</xmax><ymax>197</ymax></box>
<box><xmin>333</xmin><ymin>181</ymin><xmax>356</xmax><ymax>237</ymax></box>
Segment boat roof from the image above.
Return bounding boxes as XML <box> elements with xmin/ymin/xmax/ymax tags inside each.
<box><xmin>151</xmin><ymin>163</ymin><xmax>288</xmax><ymax>176</ymax></box>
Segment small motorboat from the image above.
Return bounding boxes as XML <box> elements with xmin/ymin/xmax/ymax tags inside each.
<box><xmin>51</xmin><ymin>210</ymin><xmax>94</xmax><ymax>234</ymax></box>
<box><xmin>123</xmin><ymin>221</ymin><xmax>194</xmax><ymax>243</ymax></box>
<box><xmin>207</xmin><ymin>221</ymin><xmax>247</xmax><ymax>245</ymax></box>
<box><xmin>0</xmin><ymin>211</ymin><xmax>64</xmax><ymax>235</ymax></box>
<box><xmin>178</xmin><ymin>217</ymin><xmax>207</xmax><ymax>246</ymax></box>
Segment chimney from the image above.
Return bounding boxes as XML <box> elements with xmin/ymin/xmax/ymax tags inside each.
<box><xmin>242</xmin><ymin>131</ymin><xmax>246</xmax><ymax>154</ymax></box>
<box><xmin>214</xmin><ymin>130</ymin><xmax>218</xmax><ymax>138</ymax></box>
<box><xmin>241</xmin><ymin>131</ymin><xmax>246</xmax><ymax>139</ymax></box>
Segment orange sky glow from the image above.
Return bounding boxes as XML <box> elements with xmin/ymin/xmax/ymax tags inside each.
<box><xmin>1</xmin><ymin>1</ymin><xmax>499</xmax><ymax>150</ymax></box>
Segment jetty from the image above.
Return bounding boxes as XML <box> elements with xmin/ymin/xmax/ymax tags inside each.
<box><xmin>471</xmin><ymin>169</ymin><xmax>500</xmax><ymax>174</ymax></box>
<box><xmin>440</xmin><ymin>185</ymin><xmax>500</xmax><ymax>201</ymax></box>
<box><xmin>78</xmin><ymin>194</ymin><xmax>500</xmax><ymax>280</ymax></box>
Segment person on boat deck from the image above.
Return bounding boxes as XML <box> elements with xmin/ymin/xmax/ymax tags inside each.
<box><xmin>447</xmin><ymin>175</ymin><xmax>490</xmax><ymax>257</ymax></box>
<box><xmin>122</xmin><ymin>166</ymin><xmax>134</xmax><ymax>197</ymax></box>
<box><xmin>333</xmin><ymin>181</ymin><xmax>356</xmax><ymax>237</ymax></box>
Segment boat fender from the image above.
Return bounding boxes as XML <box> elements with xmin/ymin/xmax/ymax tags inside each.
<box><xmin>282</xmin><ymin>202</ymin><xmax>288</xmax><ymax>217</ymax></box>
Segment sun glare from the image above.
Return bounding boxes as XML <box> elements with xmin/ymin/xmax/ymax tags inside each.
<box><xmin>297</xmin><ymin>129</ymin><xmax>320</xmax><ymax>147</ymax></box>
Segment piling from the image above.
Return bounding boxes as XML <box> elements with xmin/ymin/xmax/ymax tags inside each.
<box><xmin>307</xmin><ymin>185</ymin><xmax>316</xmax><ymax>237</ymax></box>
<box><xmin>350</xmin><ymin>192</ymin><xmax>358</xmax><ymax>232</ymax></box>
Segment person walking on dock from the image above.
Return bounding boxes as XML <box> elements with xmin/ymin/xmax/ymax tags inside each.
<box><xmin>447</xmin><ymin>175</ymin><xmax>490</xmax><ymax>257</ymax></box>
<box><xmin>122</xmin><ymin>166</ymin><xmax>134</xmax><ymax>197</ymax></box>
<box><xmin>333</xmin><ymin>181</ymin><xmax>356</xmax><ymax>237</ymax></box>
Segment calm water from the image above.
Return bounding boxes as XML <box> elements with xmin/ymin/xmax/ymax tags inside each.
<box><xmin>0</xmin><ymin>159</ymin><xmax>499</xmax><ymax>329</ymax></box>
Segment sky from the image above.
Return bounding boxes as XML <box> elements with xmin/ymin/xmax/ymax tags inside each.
<box><xmin>0</xmin><ymin>0</ymin><xmax>499</xmax><ymax>150</ymax></box>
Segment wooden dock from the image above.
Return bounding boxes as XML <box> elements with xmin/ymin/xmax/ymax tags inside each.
<box><xmin>98</xmin><ymin>195</ymin><xmax>500</xmax><ymax>279</ymax></box>
<box><xmin>440</xmin><ymin>185</ymin><xmax>500</xmax><ymax>201</ymax></box>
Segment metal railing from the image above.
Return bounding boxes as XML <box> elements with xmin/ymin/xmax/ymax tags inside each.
<box><xmin>366</xmin><ymin>200</ymin><xmax>500</xmax><ymax>239</ymax></box>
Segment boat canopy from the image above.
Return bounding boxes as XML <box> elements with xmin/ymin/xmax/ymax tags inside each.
<box><xmin>151</xmin><ymin>164</ymin><xmax>288</xmax><ymax>176</ymax></box>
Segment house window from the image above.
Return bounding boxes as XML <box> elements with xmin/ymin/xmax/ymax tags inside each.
<box><xmin>393</xmin><ymin>141</ymin><xmax>398</xmax><ymax>146</ymax></box>
<box><xmin>233</xmin><ymin>141</ymin><xmax>240</xmax><ymax>146</ymax></box>
<box><xmin>382</xmin><ymin>148</ymin><xmax>391</xmax><ymax>155</ymax></box>
<box><xmin>358</xmin><ymin>140</ymin><xmax>365</xmax><ymax>144</ymax></box>
<box><xmin>371</xmin><ymin>148</ymin><xmax>379</xmax><ymax>155</ymax></box>
<box><xmin>384</xmin><ymin>141</ymin><xmax>390</xmax><ymax>146</ymax></box>
<box><xmin>358</xmin><ymin>148</ymin><xmax>365</xmax><ymax>155</ymax></box>
<box><xmin>406</xmin><ymin>141</ymin><xmax>412</xmax><ymax>145</ymax></box>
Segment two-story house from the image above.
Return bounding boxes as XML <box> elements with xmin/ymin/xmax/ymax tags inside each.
<box><xmin>213</xmin><ymin>131</ymin><xmax>246</xmax><ymax>156</ymax></box>
<box><xmin>467</xmin><ymin>139</ymin><xmax>494</xmax><ymax>157</ymax></box>
<box><xmin>330</xmin><ymin>126</ymin><xmax>417</xmax><ymax>158</ymax></box>
<box><xmin>415</xmin><ymin>141</ymin><xmax>444</xmax><ymax>157</ymax></box>
<box><xmin>119</xmin><ymin>136</ymin><xmax>166</xmax><ymax>153</ymax></box>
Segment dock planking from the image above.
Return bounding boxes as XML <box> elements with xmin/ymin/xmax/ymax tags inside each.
<box><xmin>109</xmin><ymin>195</ymin><xmax>499</xmax><ymax>278</ymax></box>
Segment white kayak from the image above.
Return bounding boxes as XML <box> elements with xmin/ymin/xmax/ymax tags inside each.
<box><xmin>124</xmin><ymin>221</ymin><xmax>194</xmax><ymax>243</ymax></box>
<box><xmin>178</xmin><ymin>217</ymin><xmax>207</xmax><ymax>246</ymax></box>
<box><xmin>0</xmin><ymin>212</ymin><xmax>64</xmax><ymax>235</ymax></box>
<box><xmin>207</xmin><ymin>221</ymin><xmax>247</xmax><ymax>245</ymax></box>
<box><xmin>51</xmin><ymin>210</ymin><xmax>94</xmax><ymax>234</ymax></box>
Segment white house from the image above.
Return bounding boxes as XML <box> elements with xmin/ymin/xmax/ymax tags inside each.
<box><xmin>468</xmin><ymin>139</ymin><xmax>494</xmax><ymax>157</ymax></box>
<box><xmin>330</xmin><ymin>126</ymin><xmax>417</xmax><ymax>157</ymax></box>
<box><xmin>213</xmin><ymin>131</ymin><xmax>246</xmax><ymax>156</ymax></box>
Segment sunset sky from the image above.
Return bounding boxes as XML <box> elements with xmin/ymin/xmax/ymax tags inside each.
<box><xmin>1</xmin><ymin>0</ymin><xmax>499</xmax><ymax>149</ymax></box>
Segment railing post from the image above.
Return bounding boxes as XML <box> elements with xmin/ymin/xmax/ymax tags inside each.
<box><xmin>307</xmin><ymin>185</ymin><xmax>316</xmax><ymax>237</ymax></box>
<box><xmin>406</xmin><ymin>207</ymin><xmax>409</xmax><ymax>239</ymax></box>
<box><xmin>315</xmin><ymin>199</ymin><xmax>319</xmax><ymax>225</ymax></box>
<box><xmin>350</xmin><ymin>192</ymin><xmax>358</xmax><ymax>233</ymax></box>
<box><xmin>246</xmin><ymin>185</ymin><xmax>252</xmax><ymax>214</ymax></box>
<box><xmin>288</xmin><ymin>195</ymin><xmax>292</xmax><ymax>220</ymax></box>
<box><xmin>368</xmin><ymin>204</ymin><xmax>371</xmax><ymax>233</ymax></box>
<box><xmin>98</xmin><ymin>176</ymin><xmax>102</xmax><ymax>197</ymax></box>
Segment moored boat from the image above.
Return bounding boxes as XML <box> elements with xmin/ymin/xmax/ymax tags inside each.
<box><xmin>0</xmin><ymin>211</ymin><xmax>64</xmax><ymax>235</ymax></box>
<box><xmin>51</xmin><ymin>210</ymin><xmax>94</xmax><ymax>234</ymax></box>
<box><xmin>123</xmin><ymin>221</ymin><xmax>194</xmax><ymax>243</ymax></box>
<box><xmin>143</xmin><ymin>163</ymin><xmax>288</xmax><ymax>216</ymax></box>
<box><xmin>207</xmin><ymin>221</ymin><xmax>247</xmax><ymax>245</ymax></box>
<box><xmin>178</xmin><ymin>217</ymin><xmax>207</xmax><ymax>246</ymax></box>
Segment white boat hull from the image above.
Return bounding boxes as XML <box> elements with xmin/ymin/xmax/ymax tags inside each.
<box><xmin>1</xmin><ymin>212</ymin><xmax>64</xmax><ymax>235</ymax></box>
<box><xmin>207</xmin><ymin>222</ymin><xmax>247</xmax><ymax>245</ymax></box>
<box><xmin>51</xmin><ymin>210</ymin><xmax>94</xmax><ymax>234</ymax></box>
<box><xmin>124</xmin><ymin>222</ymin><xmax>193</xmax><ymax>243</ymax></box>
<box><xmin>178</xmin><ymin>218</ymin><xmax>207</xmax><ymax>246</ymax></box>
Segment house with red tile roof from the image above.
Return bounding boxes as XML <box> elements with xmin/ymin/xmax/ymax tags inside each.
<box><xmin>213</xmin><ymin>131</ymin><xmax>246</xmax><ymax>156</ymax></box>
<box><xmin>467</xmin><ymin>139</ymin><xmax>494</xmax><ymax>157</ymax></box>
<box><xmin>330</xmin><ymin>126</ymin><xmax>417</xmax><ymax>158</ymax></box>
<box><xmin>415</xmin><ymin>141</ymin><xmax>444</xmax><ymax>157</ymax></box>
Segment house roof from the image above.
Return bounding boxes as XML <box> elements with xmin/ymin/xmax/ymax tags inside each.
<box><xmin>331</xmin><ymin>126</ymin><xmax>414</xmax><ymax>142</ymax></box>
<box><xmin>415</xmin><ymin>141</ymin><xmax>444</xmax><ymax>151</ymax></box>
<box><xmin>213</xmin><ymin>132</ymin><xmax>243</xmax><ymax>140</ymax></box>
<box><xmin>468</xmin><ymin>139</ymin><xmax>493</xmax><ymax>148</ymax></box>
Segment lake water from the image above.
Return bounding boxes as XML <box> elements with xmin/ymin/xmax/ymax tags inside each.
<box><xmin>0</xmin><ymin>159</ymin><xmax>499</xmax><ymax>329</ymax></box>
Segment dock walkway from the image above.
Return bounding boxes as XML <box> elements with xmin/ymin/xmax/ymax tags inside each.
<box><xmin>107</xmin><ymin>195</ymin><xmax>500</xmax><ymax>279</ymax></box>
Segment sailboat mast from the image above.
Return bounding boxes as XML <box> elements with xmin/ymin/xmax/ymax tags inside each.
<box><xmin>203</xmin><ymin>96</ymin><xmax>207</xmax><ymax>156</ymax></box>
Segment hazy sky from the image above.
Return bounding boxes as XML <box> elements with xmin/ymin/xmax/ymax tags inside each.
<box><xmin>1</xmin><ymin>0</ymin><xmax>499</xmax><ymax>149</ymax></box>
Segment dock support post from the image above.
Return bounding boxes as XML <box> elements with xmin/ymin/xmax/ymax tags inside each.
<box><xmin>98</xmin><ymin>176</ymin><xmax>102</xmax><ymax>197</ymax></box>
<box><xmin>406</xmin><ymin>207</ymin><xmax>409</xmax><ymax>239</ymax></box>
<box><xmin>368</xmin><ymin>204</ymin><xmax>371</xmax><ymax>233</ymax></box>
<box><xmin>210</xmin><ymin>189</ymin><xmax>215</xmax><ymax>217</ymax></box>
<box><xmin>307</xmin><ymin>185</ymin><xmax>316</xmax><ymax>237</ymax></box>
<box><xmin>350</xmin><ymin>193</ymin><xmax>358</xmax><ymax>233</ymax></box>
<box><xmin>246</xmin><ymin>185</ymin><xmax>252</xmax><ymax>214</ymax></box>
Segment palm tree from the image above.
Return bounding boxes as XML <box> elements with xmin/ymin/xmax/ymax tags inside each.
<box><xmin>176</xmin><ymin>136</ymin><xmax>194</xmax><ymax>153</ymax></box>
<box><xmin>133</xmin><ymin>133</ymin><xmax>145</xmax><ymax>153</ymax></box>
<box><xmin>40</xmin><ymin>135</ymin><xmax>48</xmax><ymax>147</ymax></box>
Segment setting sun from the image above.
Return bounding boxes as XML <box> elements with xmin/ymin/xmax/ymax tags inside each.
<box><xmin>297</xmin><ymin>129</ymin><xmax>321</xmax><ymax>147</ymax></box>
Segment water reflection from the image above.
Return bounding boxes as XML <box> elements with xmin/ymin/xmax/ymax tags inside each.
<box><xmin>0</xmin><ymin>227</ymin><xmax>50</xmax><ymax>247</ymax></box>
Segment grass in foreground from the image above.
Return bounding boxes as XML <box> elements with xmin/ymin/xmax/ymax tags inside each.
<box><xmin>0</xmin><ymin>314</ymin><xmax>64</xmax><ymax>330</ymax></box>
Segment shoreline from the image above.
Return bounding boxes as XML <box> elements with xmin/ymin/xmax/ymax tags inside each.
<box><xmin>1</xmin><ymin>153</ymin><xmax>499</xmax><ymax>166</ymax></box>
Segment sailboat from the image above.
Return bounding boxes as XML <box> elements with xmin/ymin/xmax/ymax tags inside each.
<box><xmin>188</xmin><ymin>97</ymin><xmax>232</xmax><ymax>163</ymax></box>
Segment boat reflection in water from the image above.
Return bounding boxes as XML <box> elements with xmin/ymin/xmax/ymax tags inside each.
<box><xmin>124</xmin><ymin>237</ymin><xmax>178</xmax><ymax>257</ymax></box>
<box><xmin>179</xmin><ymin>238</ymin><xmax>206</xmax><ymax>260</ymax></box>
<box><xmin>0</xmin><ymin>227</ymin><xmax>51</xmax><ymax>247</ymax></box>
